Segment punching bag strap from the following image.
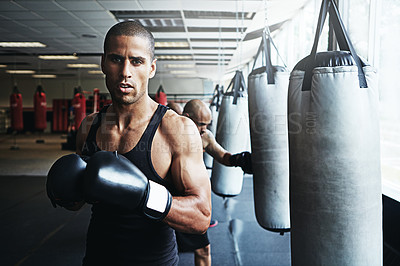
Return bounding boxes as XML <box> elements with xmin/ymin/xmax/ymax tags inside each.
<box><xmin>232</xmin><ymin>71</ymin><xmax>241</xmax><ymax>105</ymax></box>
<box><xmin>263</xmin><ymin>33</ymin><xmax>275</xmax><ymax>85</ymax></box>
<box><xmin>210</xmin><ymin>84</ymin><xmax>220</xmax><ymax>110</ymax></box>
<box><xmin>251</xmin><ymin>31</ymin><xmax>275</xmax><ymax>84</ymax></box>
<box><xmin>12</xmin><ymin>86</ymin><xmax>20</xmax><ymax>94</ymax></box>
<box><xmin>157</xmin><ymin>85</ymin><xmax>165</xmax><ymax>93</ymax></box>
<box><xmin>302</xmin><ymin>0</ymin><xmax>367</xmax><ymax>91</ymax></box>
<box><xmin>226</xmin><ymin>71</ymin><xmax>247</xmax><ymax>105</ymax></box>
<box><xmin>329</xmin><ymin>0</ymin><xmax>367</xmax><ymax>88</ymax></box>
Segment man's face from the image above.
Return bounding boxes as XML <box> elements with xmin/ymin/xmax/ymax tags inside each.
<box><xmin>101</xmin><ymin>35</ymin><xmax>156</xmax><ymax>105</ymax></box>
<box><xmin>192</xmin><ymin>110</ymin><xmax>212</xmax><ymax>137</ymax></box>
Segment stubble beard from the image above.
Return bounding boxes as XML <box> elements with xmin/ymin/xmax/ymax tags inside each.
<box><xmin>111</xmin><ymin>86</ymin><xmax>146</xmax><ymax>106</ymax></box>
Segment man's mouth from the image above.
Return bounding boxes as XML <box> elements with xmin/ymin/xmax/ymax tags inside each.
<box><xmin>119</xmin><ymin>83</ymin><xmax>134</xmax><ymax>93</ymax></box>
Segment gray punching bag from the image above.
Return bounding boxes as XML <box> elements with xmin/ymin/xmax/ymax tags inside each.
<box><xmin>211</xmin><ymin>71</ymin><xmax>250</xmax><ymax>197</ymax></box>
<box><xmin>288</xmin><ymin>1</ymin><xmax>381</xmax><ymax>265</ymax></box>
<box><xmin>248</xmin><ymin>34</ymin><xmax>290</xmax><ymax>232</ymax></box>
<box><xmin>204</xmin><ymin>85</ymin><xmax>222</xmax><ymax>169</ymax></box>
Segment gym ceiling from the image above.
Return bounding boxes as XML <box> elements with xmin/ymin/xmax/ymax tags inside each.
<box><xmin>0</xmin><ymin>0</ymin><xmax>308</xmax><ymax>81</ymax></box>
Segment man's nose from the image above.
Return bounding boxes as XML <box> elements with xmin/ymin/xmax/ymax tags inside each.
<box><xmin>121</xmin><ymin>60</ymin><xmax>132</xmax><ymax>79</ymax></box>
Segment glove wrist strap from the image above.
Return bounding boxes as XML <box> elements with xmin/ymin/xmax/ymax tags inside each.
<box><xmin>143</xmin><ymin>180</ymin><xmax>172</xmax><ymax>220</ymax></box>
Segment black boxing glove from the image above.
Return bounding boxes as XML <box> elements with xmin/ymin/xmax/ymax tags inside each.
<box><xmin>46</xmin><ymin>154</ymin><xmax>87</xmax><ymax>208</ymax></box>
<box><xmin>84</xmin><ymin>151</ymin><xmax>172</xmax><ymax>220</ymax></box>
<box><xmin>229</xmin><ymin>151</ymin><xmax>253</xmax><ymax>174</ymax></box>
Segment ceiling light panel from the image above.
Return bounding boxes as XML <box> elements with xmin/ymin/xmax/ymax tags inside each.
<box><xmin>192</xmin><ymin>46</ymin><xmax>236</xmax><ymax>50</ymax></box>
<box><xmin>170</xmin><ymin>70</ymin><xmax>196</xmax><ymax>74</ymax></box>
<box><xmin>112</xmin><ymin>10</ymin><xmax>181</xmax><ymax>20</ymax></box>
<box><xmin>39</xmin><ymin>55</ymin><xmax>79</xmax><ymax>60</ymax></box>
<box><xmin>6</xmin><ymin>70</ymin><xmax>35</xmax><ymax>74</ymax></box>
<box><xmin>155</xmin><ymin>50</ymin><xmax>191</xmax><ymax>55</ymax></box>
<box><xmin>188</xmin><ymin>32</ymin><xmax>241</xmax><ymax>39</ymax></box>
<box><xmin>183</xmin><ymin>10</ymin><xmax>255</xmax><ymax>20</ymax></box>
<box><xmin>152</xmin><ymin>33</ymin><xmax>189</xmax><ymax>41</ymax></box>
<box><xmin>187</xmin><ymin>27</ymin><xmax>247</xmax><ymax>33</ymax></box>
<box><xmin>88</xmin><ymin>70</ymin><xmax>104</xmax><ymax>74</ymax></box>
<box><xmin>32</xmin><ymin>74</ymin><xmax>57</xmax><ymax>78</ymax></box>
<box><xmin>164</xmin><ymin>64</ymin><xmax>195</xmax><ymax>68</ymax></box>
<box><xmin>67</xmin><ymin>64</ymin><xmax>99</xmax><ymax>68</ymax></box>
<box><xmin>184</xmin><ymin>18</ymin><xmax>251</xmax><ymax>28</ymax></box>
<box><xmin>156</xmin><ymin>55</ymin><xmax>193</xmax><ymax>60</ymax></box>
<box><xmin>0</xmin><ymin>42</ymin><xmax>46</xmax><ymax>47</ymax></box>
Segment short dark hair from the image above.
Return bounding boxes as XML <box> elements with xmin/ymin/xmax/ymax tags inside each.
<box><xmin>104</xmin><ymin>20</ymin><xmax>155</xmax><ymax>59</ymax></box>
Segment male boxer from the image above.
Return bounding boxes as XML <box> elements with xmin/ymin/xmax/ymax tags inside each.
<box><xmin>47</xmin><ymin>21</ymin><xmax>211</xmax><ymax>265</ymax></box>
<box><xmin>176</xmin><ymin>99</ymin><xmax>252</xmax><ymax>266</ymax></box>
<box><xmin>167</xmin><ymin>102</ymin><xmax>183</xmax><ymax>115</ymax></box>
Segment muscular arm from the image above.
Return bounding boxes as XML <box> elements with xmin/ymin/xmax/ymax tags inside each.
<box><xmin>163</xmin><ymin>117</ymin><xmax>212</xmax><ymax>234</ymax></box>
<box><xmin>203</xmin><ymin>129</ymin><xmax>232</xmax><ymax>166</ymax></box>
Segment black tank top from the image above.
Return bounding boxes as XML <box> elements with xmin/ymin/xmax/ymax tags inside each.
<box><xmin>82</xmin><ymin>104</ymin><xmax>178</xmax><ymax>266</ymax></box>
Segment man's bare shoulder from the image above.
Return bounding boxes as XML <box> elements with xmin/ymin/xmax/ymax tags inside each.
<box><xmin>161</xmin><ymin>109</ymin><xmax>198</xmax><ymax>135</ymax></box>
<box><xmin>160</xmin><ymin>110</ymin><xmax>201</xmax><ymax>151</ymax></box>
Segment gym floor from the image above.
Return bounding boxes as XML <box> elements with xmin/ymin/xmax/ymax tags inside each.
<box><xmin>0</xmin><ymin>133</ymin><xmax>291</xmax><ymax>266</ymax></box>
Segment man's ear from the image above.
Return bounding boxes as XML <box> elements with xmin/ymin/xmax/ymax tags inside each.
<box><xmin>149</xmin><ymin>58</ymin><xmax>157</xmax><ymax>79</ymax></box>
<box><xmin>101</xmin><ymin>54</ymin><xmax>106</xmax><ymax>74</ymax></box>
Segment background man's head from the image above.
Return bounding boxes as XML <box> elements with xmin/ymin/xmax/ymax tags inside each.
<box><xmin>167</xmin><ymin>102</ymin><xmax>183</xmax><ymax>115</ymax></box>
<box><xmin>183</xmin><ymin>99</ymin><xmax>212</xmax><ymax>136</ymax></box>
<box><xmin>104</xmin><ymin>21</ymin><xmax>155</xmax><ymax>60</ymax></box>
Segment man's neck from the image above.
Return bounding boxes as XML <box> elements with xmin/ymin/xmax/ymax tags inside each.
<box><xmin>109</xmin><ymin>95</ymin><xmax>158</xmax><ymax>131</ymax></box>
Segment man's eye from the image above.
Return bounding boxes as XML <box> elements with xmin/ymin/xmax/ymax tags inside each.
<box><xmin>111</xmin><ymin>57</ymin><xmax>122</xmax><ymax>63</ymax></box>
<box><xmin>132</xmin><ymin>59</ymin><xmax>143</xmax><ymax>65</ymax></box>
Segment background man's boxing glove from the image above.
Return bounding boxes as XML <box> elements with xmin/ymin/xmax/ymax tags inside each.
<box><xmin>46</xmin><ymin>154</ymin><xmax>87</xmax><ymax>208</ymax></box>
<box><xmin>229</xmin><ymin>151</ymin><xmax>253</xmax><ymax>174</ymax></box>
<box><xmin>84</xmin><ymin>151</ymin><xmax>172</xmax><ymax>220</ymax></box>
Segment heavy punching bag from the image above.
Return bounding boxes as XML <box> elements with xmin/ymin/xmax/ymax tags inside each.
<box><xmin>288</xmin><ymin>1</ymin><xmax>381</xmax><ymax>265</ymax></box>
<box><xmin>155</xmin><ymin>85</ymin><xmax>167</xmax><ymax>106</ymax></box>
<box><xmin>72</xmin><ymin>86</ymin><xmax>86</xmax><ymax>130</ymax></box>
<box><xmin>203</xmin><ymin>84</ymin><xmax>222</xmax><ymax>169</ymax></box>
<box><xmin>211</xmin><ymin>71</ymin><xmax>250</xmax><ymax>197</ymax></box>
<box><xmin>10</xmin><ymin>86</ymin><xmax>23</xmax><ymax>132</ymax></box>
<box><xmin>248</xmin><ymin>33</ymin><xmax>290</xmax><ymax>232</ymax></box>
<box><xmin>34</xmin><ymin>85</ymin><xmax>47</xmax><ymax>131</ymax></box>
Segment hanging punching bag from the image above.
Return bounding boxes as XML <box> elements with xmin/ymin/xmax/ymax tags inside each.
<box><xmin>10</xmin><ymin>86</ymin><xmax>23</xmax><ymax>132</ymax></box>
<box><xmin>211</xmin><ymin>71</ymin><xmax>250</xmax><ymax>197</ymax></box>
<box><xmin>248</xmin><ymin>33</ymin><xmax>290</xmax><ymax>233</ymax></box>
<box><xmin>34</xmin><ymin>85</ymin><xmax>47</xmax><ymax>131</ymax></box>
<box><xmin>72</xmin><ymin>86</ymin><xmax>86</xmax><ymax>130</ymax></box>
<box><xmin>204</xmin><ymin>84</ymin><xmax>222</xmax><ymax>169</ymax></box>
<box><xmin>155</xmin><ymin>85</ymin><xmax>167</xmax><ymax>106</ymax></box>
<box><xmin>288</xmin><ymin>1</ymin><xmax>381</xmax><ymax>265</ymax></box>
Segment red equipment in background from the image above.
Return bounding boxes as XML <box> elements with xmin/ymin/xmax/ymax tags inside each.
<box><xmin>10</xmin><ymin>86</ymin><xmax>23</xmax><ymax>132</ymax></box>
<box><xmin>155</xmin><ymin>85</ymin><xmax>167</xmax><ymax>106</ymax></box>
<box><xmin>34</xmin><ymin>85</ymin><xmax>47</xmax><ymax>131</ymax></box>
<box><xmin>72</xmin><ymin>86</ymin><xmax>86</xmax><ymax>130</ymax></box>
<box><xmin>52</xmin><ymin>99</ymin><xmax>69</xmax><ymax>132</ymax></box>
